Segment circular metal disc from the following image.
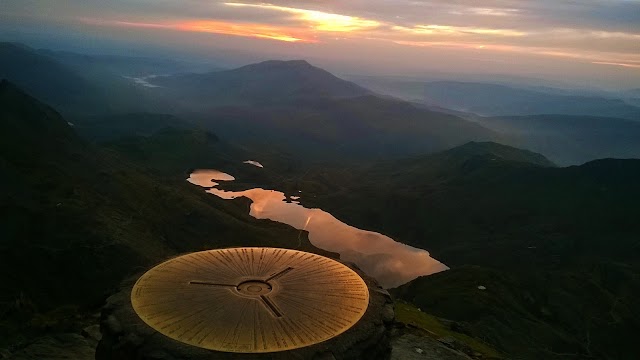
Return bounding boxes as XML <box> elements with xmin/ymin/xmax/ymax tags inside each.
<box><xmin>131</xmin><ymin>248</ymin><xmax>370</xmax><ymax>353</ymax></box>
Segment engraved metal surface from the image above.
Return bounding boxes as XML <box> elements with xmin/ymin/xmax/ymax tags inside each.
<box><xmin>131</xmin><ymin>248</ymin><xmax>370</xmax><ymax>353</ymax></box>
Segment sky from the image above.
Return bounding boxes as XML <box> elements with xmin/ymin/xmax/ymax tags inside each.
<box><xmin>2</xmin><ymin>0</ymin><xmax>640</xmax><ymax>89</ymax></box>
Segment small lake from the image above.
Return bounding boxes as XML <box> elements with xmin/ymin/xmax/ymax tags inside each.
<box><xmin>243</xmin><ymin>160</ymin><xmax>264</xmax><ymax>168</ymax></box>
<box><xmin>187</xmin><ymin>169</ymin><xmax>448</xmax><ymax>288</ymax></box>
<box><xmin>123</xmin><ymin>75</ymin><xmax>160</xmax><ymax>88</ymax></box>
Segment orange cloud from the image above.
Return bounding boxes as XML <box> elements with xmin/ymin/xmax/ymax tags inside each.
<box><xmin>79</xmin><ymin>18</ymin><xmax>314</xmax><ymax>43</ymax></box>
<box><xmin>176</xmin><ymin>20</ymin><xmax>312</xmax><ymax>42</ymax></box>
<box><xmin>224</xmin><ymin>2</ymin><xmax>380</xmax><ymax>32</ymax></box>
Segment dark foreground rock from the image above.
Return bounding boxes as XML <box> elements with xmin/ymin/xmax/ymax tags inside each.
<box><xmin>96</xmin><ymin>263</ymin><xmax>393</xmax><ymax>360</ymax></box>
<box><xmin>2</xmin><ymin>333</ymin><xmax>97</xmax><ymax>360</ymax></box>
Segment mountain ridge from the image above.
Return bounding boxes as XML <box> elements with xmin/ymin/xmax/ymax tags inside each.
<box><xmin>284</xmin><ymin>145</ymin><xmax>640</xmax><ymax>360</ymax></box>
<box><xmin>152</xmin><ymin>59</ymin><xmax>371</xmax><ymax>108</ymax></box>
<box><xmin>0</xmin><ymin>83</ymin><xmax>320</xmax><ymax>346</ymax></box>
<box><xmin>0</xmin><ymin>42</ymin><xmax>168</xmax><ymax>116</ymax></box>
<box><xmin>478</xmin><ymin>113</ymin><xmax>640</xmax><ymax>165</ymax></box>
<box><xmin>421</xmin><ymin>81</ymin><xmax>640</xmax><ymax>120</ymax></box>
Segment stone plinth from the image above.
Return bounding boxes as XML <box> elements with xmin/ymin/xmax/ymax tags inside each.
<box><xmin>96</xmin><ymin>251</ymin><xmax>393</xmax><ymax>360</ymax></box>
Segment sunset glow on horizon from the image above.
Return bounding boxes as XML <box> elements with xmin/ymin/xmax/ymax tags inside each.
<box><xmin>2</xmin><ymin>0</ymin><xmax>639</xmax><ymax>87</ymax></box>
<box><xmin>79</xmin><ymin>17</ymin><xmax>315</xmax><ymax>43</ymax></box>
<box><xmin>224</xmin><ymin>2</ymin><xmax>381</xmax><ymax>33</ymax></box>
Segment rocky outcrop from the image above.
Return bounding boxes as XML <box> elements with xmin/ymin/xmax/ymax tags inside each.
<box><xmin>390</xmin><ymin>333</ymin><xmax>473</xmax><ymax>360</ymax></box>
<box><xmin>2</xmin><ymin>333</ymin><xmax>97</xmax><ymax>360</ymax></box>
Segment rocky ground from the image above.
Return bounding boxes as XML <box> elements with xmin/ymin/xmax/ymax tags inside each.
<box><xmin>1</xmin><ymin>326</ymin><xmax>477</xmax><ymax>360</ymax></box>
<box><xmin>0</xmin><ymin>282</ymin><xmax>496</xmax><ymax>360</ymax></box>
<box><xmin>391</xmin><ymin>332</ymin><xmax>472</xmax><ymax>360</ymax></box>
<box><xmin>1</xmin><ymin>325</ymin><xmax>100</xmax><ymax>360</ymax></box>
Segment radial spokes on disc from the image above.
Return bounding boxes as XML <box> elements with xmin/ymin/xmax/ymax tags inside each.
<box><xmin>131</xmin><ymin>248</ymin><xmax>370</xmax><ymax>353</ymax></box>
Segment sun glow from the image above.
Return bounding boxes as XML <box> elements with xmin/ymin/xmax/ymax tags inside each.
<box><xmin>77</xmin><ymin>4</ymin><xmax>640</xmax><ymax>71</ymax></box>
<box><xmin>79</xmin><ymin>17</ymin><xmax>313</xmax><ymax>42</ymax></box>
<box><xmin>224</xmin><ymin>3</ymin><xmax>380</xmax><ymax>32</ymax></box>
<box><xmin>177</xmin><ymin>20</ymin><xmax>310</xmax><ymax>42</ymax></box>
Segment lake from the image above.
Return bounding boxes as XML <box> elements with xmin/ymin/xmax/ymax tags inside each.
<box><xmin>187</xmin><ymin>169</ymin><xmax>448</xmax><ymax>288</ymax></box>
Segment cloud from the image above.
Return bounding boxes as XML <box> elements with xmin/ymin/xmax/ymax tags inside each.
<box><xmin>450</xmin><ymin>7</ymin><xmax>521</xmax><ymax>17</ymax></box>
<box><xmin>593</xmin><ymin>61</ymin><xmax>640</xmax><ymax>69</ymax></box>
<box><xmin>223</xmin><ymin>2</ymin><xmax>381</xmax><ymax>32</ymax></box>
<box><xmin>79</xmin><ymin>17</ymin><xmax>315</xmax><ymax>43</ymax></box>
<box><xmin>388</xmin><ymin>37</ymin><xmax>640</xmax><ymax>70</ymax></box>
<box><xmin>392</xmin><ymin>24</ymin><xmax>526</xmax><ymax>37</ymax></box>
<box><xmin>3</xmin><ymin>0</ymin><xmax>640</xmax><ymax>81</ymax></box>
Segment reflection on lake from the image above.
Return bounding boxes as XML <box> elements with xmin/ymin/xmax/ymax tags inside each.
<box><xmin>187</xmin><ymin>169</ymin><xmax>235</xmax><ymax>187</ymax></box>
<box><xmin>189</xmin><ymin>170</ymin><xmax>448</xmax><ymax>288</ymax></box>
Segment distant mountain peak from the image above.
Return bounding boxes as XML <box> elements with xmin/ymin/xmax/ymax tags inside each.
<box><xmin>446</xmin><ymin>141</ymin><xmax>555</xmax><ymax>167</ymax></box>
<box><xmin>258</xmin><ymin>59</ymin><xmax>311</xmax><ymax>66</ymax></box>
<box><xmin>154</xmin><ymin>58</ymin><xmax>370</xmax><ymax>106</ymax></box>
<box><xmin>231</xmin><ymin>59</ymin><xmax>327</xmax><ymax>75</ymax></box>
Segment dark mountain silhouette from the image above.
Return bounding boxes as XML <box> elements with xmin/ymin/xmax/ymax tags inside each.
<box><xmin>0</xmin><ymin>82</ymin><xmax>317</xmax><ymax>346</ymax></box>
<box><xmin>151</xmin><ymin>59</ymin><xmax>371</xmax><ymax>108</ymax></box>
<box><xmin>73</xmin><ymin>113</ymin><xmax>192</xmax><ymax>142</ymax></box>
<box><xmin>0</xmin><ymin>45</ymin><xmax>498</xmax><ymax>163</ymax></box>
<box><xmin>37</xmin><ymin>49</ymin><xmax>220</xmax><ymax>77</ymax></box>
<box><xmin>288</xmin><ymin>142</ymin><xmax>640</xmax><ymax>360</ymax></box>
<box><xmin>0</xmin><ymin>43</ymin><xmax>103</xmax><ymax>114</ymax></box>
<box><xmin>0</xmin><ymin>42</ymin><xmax>163</xmax><ymax>116</ymax></box>
<box><xmin>440</xmin><ymin>141</ymin><xmax>555</xmax><ymax>167</ymax></box>
<box><xmin>421</xmin><ymin>81</ymin><xmax>640</xmax><ymax>120</ymax></box>
<box><xmin>478</xmin><ymin>114</ymin><xmax>640</xmax><ymax>165</ymax></box>
<box><xmin>196</xmin><ymin>95</ymin><xmax>499</xmax><ymax>161</ymax></box>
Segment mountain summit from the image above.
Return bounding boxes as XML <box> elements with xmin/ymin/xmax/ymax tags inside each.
<box><xmin>233</xmin><ymin>59</ymin><xmax>316</xmax><ymax>71</ymax></box>
<box><xmin>152</xmin><ymin>59</ymin><xmax>370</xmax><ymax>108</ymax></box>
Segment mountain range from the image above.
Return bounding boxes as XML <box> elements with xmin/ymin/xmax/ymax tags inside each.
<box><xmin>4</xmin><ymin>41</ymin><xmax>640</xmax><ymax>166</ymax></box>
<box><xmin>477</xmin><ymin>114</ymin><xmax>640</xmax><ymax>165</ymax></box>
<box><xmin>2</xmin><ymin>40</ymin><xmax>640</xmax><ymax>359</ymax></box>
<box><xmin>0</xmin><ymin>42</ymin><xmax>166</xmax><ymax>116</ymax></box>
<box><xmin>287</xmin><ymin>141</ymin><xmax>640</xmax><ymax>359</ymax></box>
<box><xmin>348</xmin><ymin>75</ymin><xmax>640</xmax><ymax>120</ymax></box>
<box><xmin>420</xmin><ymin>81</ymin><xmax>640</xmax><ymax>120</ymax></box>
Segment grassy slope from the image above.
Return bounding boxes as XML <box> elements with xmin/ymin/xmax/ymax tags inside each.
<box><xmin>394</xmin><ymin>301</ymin><xmax>502</xmax><ymax>359</ymax></box>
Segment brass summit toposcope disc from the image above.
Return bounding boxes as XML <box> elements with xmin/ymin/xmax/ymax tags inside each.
<box><xmin>131</xmin><ymin>248</ymin><xmax>370</xmax><ymax>353</ymax></box>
